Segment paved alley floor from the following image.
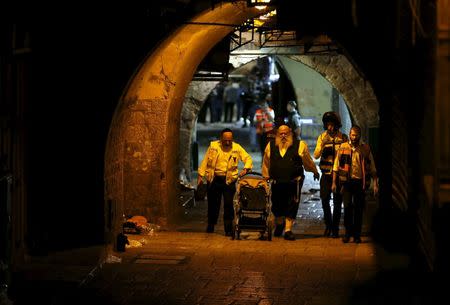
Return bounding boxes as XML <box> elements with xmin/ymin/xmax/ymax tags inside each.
<box><xmin>12</xmin><ymin>182</ymin><xmax>433</xmax><ymax>305</ymax></box>
<box><xmin>42</xmin><ymin>192</ymin><xmax>425</xmax><ymax>305</ymax></box>
<box><xmin>10</xmin><ymin>124</ymin><xmax>434</xmax><ymax>305</ymax></box>
<box><xmin>25</xmin><ymin>187</ymin><xmax>413</xmax><ymax>305</ymax></box>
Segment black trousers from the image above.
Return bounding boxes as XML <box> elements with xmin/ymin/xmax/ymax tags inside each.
<box><xmin>271</xmin><ymin>180</ymin><xmax>303</xmax><ymax>219</ymax></box>
<box><xmin>224</xmin><ymin>102</ymin><xmax>235</xmax><ymax>122</ymax></box>
<box><xmin>241</xmin><ymin>100</ymin><xmax>253</xmax><ymax>125</ymax></box>
<box><xmin>342</xmin><ymin>179</ymin><xmax>365</xmax><ymax>238</ymax></box>
<box><xmin>320</xmin><ymin>174</ymin><xmax>343</xmax><ymax>234</ymax></box>
<box><xmin>207</xmin><ymin>176</ymin><xmax>236</xmax><ymax>232</ymax></box>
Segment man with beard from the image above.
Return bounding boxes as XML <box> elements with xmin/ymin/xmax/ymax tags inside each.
<box><xmin>332</xmin><ymin>125</ymin><xmax>378</xmax><ymax>243</ymax></box>
<box><xmin>313</xmin><ymin>112</ymin><xmax>348</xmax><ymax>238</ymax></box>
<box><xmin>198</xmin><ymin>128</ymin><xmax>253</xmax><ymax>236</ymax></box>
<box><xmin>262</xmin><ymin>124</ymin><xmax>320</xmax><ymax>240</ymax></box>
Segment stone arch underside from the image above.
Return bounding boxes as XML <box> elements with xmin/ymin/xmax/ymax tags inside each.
<box><xmin>288</xmin><ymin>55</ymin><xmax>379</xmax><ymax>133</ymax></box>
<box><xmin>104</xmin><ymin>2</ymin><xmax>260</xmax><ymax>232</ymax></box>
<box><xmin>180</xmin><ymin>81</ymin><xmax>219</xmax><ymax>181</ymax></box>
<box><xmin>286</xmin><ymin>55</ymin><xmax>411</xmax><ymax>212</ymax></box>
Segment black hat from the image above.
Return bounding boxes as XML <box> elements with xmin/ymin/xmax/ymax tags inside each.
<box><xmin>287</xmin><ymin>100</ymin><xmax>297</xmax><ymax>108</ymax></box>
<box><xmin>322</xmin><ymin>111</ymin><xmax>342</xmax><ymax>129</ymax></box>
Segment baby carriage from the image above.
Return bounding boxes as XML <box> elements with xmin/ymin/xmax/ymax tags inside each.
<box><xmin>232</xmin><ymin>172</ymin><xmax>273</xmax><ymax>241</ymax></box>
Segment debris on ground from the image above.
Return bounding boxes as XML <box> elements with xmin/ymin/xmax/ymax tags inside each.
<box><xmin>123</xmin><ymin>215</ymin><xmax>161</xmax><ymax>235</ymax></box>
<box><xmin>105</xmin><ymin>254</ymin><xmax>122</xmax><ymax>263</ymax></box>
<box><xmin>126</xmin><ymin>239</ymin><xmax>143</xmax><ymax>248</ymax></box>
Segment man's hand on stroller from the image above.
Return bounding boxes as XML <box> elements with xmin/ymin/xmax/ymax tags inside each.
<box><xmin>197</xmin><ymin>175</ymin><xmax>204</xmax><ymax>185</ymax></box>
<box><xmin>239</xmin><ymin>168</ymin><xmax>250</xmax><ymax>177</ymax></box>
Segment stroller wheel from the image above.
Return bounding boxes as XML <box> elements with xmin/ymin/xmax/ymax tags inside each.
<box><xmin>259</xmin><ymin>231</ymin><xmax>266</xmax><ymax>240</ymax></box>
<box><xmin>267</xmin><ymin>222</ymin><xmax>273</xmax><ymax>241</ymax></box>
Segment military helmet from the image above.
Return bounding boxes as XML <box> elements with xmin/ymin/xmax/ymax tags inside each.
<box><xmin>322</xmin><ymin>111</ymin><xmax>342</xmax><ymax>129</ymax></box>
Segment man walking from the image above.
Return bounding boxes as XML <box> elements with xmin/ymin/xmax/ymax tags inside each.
<box><xmin>313</xmin><ymin>112</ymin><xmax>347</xmax><ymax>238</ymax></box>
<box><xmin>197</xmin><ymin>128</ymin><xmax>252</xmax><ymax>236</ymax></box>
<box><xmin>332</xmin><ymin>125</ymin><xmax>378</xmax><ymax>243</ymax></box>
<box><xmin>223</xmin><ymin>82</ymin><xmax>241</xmax><ymax>123</ymax></box>
<box><xmin>253</xmin><ymin>95</ymin><xmax>275</xmax><ymax>157</ymax></box>
<box><xmin>262</xmin><ymin>124</ymin><xmax>319</xmax><ymax>240</ymax></box>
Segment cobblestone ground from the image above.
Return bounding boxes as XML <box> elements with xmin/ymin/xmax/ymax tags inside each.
<box><xmin>46</xmin><ymin>168</ymin><xmax>390</xmax><ymax>305</ymax></box>
<box><xmin>14</xmin><ymin>194</ymin><xmax>431</xmax><ymax>305</ymax></box>
<box><xmin>11</xmin><ymin>125</ymin><xmax>432</xmax><ymax>305</ymax></box>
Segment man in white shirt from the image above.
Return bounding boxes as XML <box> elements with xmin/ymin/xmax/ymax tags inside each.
<box><xmin>198</xmin><ymin>128</ymin><xmax>252</xmax><ymax>235</ymax></box>
<box><xmin>262</xmin><ymin>125</ymin><xmax>319</xmax><ymax>240</ymax></box>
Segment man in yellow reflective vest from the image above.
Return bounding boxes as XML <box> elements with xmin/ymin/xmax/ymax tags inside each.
<box><xmin>254</xmin><ymin>98</ymin><xmax>275</xmax><ymax>157</ymax></box>
<box><xmin>198</xmin><ymin>128</ymin><xmax>253</xmax><ymax>236</ymax></box>
<box><xmin>332</xmin><ymin>125</ymin><xmax>378</xmax><ymax>243</ymax></box>
<box><xmin>313</xmin><ymin>112</ymin><xmax>348</xmax><ymax>238</ymax></box>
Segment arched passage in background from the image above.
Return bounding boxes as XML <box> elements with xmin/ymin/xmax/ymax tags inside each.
<box><xmin>180</xmin><ymin>54</ymin><xmax>380</xmax><ymax>181</ymax></box>
<box><xmin>104</xmin><ymin>2</ymin><xmax>261</xmax><ymax>236</ymax></box>
<box><xmin>105</xmin><ymin>2</ymin><xmax>381</xmax><ymax>240</ymax></box>
<box><xmin>287</xmin><ymin>55</ymin><xmax>379</xmax><ymax>132</ymax></box>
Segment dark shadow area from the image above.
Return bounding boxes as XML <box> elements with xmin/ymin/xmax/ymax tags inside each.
<box><xmin>348</xmin><ymin>267</ymin><xmax>437</xmax><ymax>305</ymax></box>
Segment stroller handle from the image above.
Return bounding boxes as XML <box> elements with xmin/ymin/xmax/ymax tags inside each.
<box><xmin>238</xmin><ymin>171</ymin><xmax>263</xmax><ymax>179</ymax></box>
<box><xmin>237</xmin><ymin>171</ymin><xmax>273</xmax><ymax>186</ymax></box>
<box><xmin>245</xmin><ymin>171</ymin><xmax>262</xmax><ymax>176</ymax></box>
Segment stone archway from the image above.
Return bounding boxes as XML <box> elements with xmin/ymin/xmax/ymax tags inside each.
<box><xmin>179</xmin><ymin>81</ymin><xmax>219</xmax><ymax>182</ymax></box>
<box><xmin>179</xmin><ymin>53</ymin><xmax>380</xmax><ymax>180</ymax></box>
<box><xmin>104</xmin><ymin>2</ymin><xmax>261</xmax><ymax>236</ymax></box>
<box><xmin>288</xmin><ymin>55</ymin><xmax>379</xmax><ymax>136</ymax></box>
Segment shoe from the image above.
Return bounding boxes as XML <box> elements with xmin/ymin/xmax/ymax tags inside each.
<box><xmin>324</xmin><ymin>227</ymin><xmax>331</xmax><ymax>237</ymax></box>
<box><xmin>342</xmin><ymin>236</ymin><xmax>350</xmax><ymax>243</ymax></box>
<box><xmin>274</xmin><ymin>224</ymin><xmax>283</xmax><ymax>237</ymax></box>
<box><xmin>331</xmin><ymin>231</ymin><xmax>339</xmax><ymax>238</ymax></box>
<box><xmin>284</xmin><ymin>231</ymin><xmax>296</xmax><ymax>241</ymax></box>
<box><xmin>206</xmin><ymin>224</ymin><xmax>214</xmax><ymax>233</ymax></box>
<box><xmin>354</xmin><ymin>237</ymin><xmax>362</xmax><ymax>244</ymax></box>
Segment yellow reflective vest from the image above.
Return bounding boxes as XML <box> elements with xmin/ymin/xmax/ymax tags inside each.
<box><xmin>313</xmin><ymin>131</ymin><xmax>347</xmax><ymax>175</ymax></box>
<box><xmin>333</xmin><ymin>141</ymin><xmax>377</xmax><ymax>189</ymax></box>
<box><xmin>198</xmin><ymin>140</ymin><xmax>253</xmax><ymax>185</ymax></box>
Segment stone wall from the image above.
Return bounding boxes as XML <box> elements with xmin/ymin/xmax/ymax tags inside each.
<box><xmin>288</xmin><ymin>54</ymin><xmax>379</xmax><ymax>140</ymax></box>
<box><xmin>180</xmin><ymin>81</ymin><xmax>218</xmax><ymax>181</ymax></box>
<box><xmin>104</xmin><ymin>2</ymin><xmax>261</xmax><ymax>242</ymax></box>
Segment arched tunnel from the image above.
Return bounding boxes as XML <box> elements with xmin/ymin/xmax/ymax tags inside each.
<box><xmin>102</xmin><ymin>0</ymin><xmax>408</xmax><ymax>254</ymax></box>
<box><xmin>104</xmin><ymin>1</ymin><xmax>380</xmax><ymax>234</ymax></box>
<box><xmin>1</xmin><ymin>0</ymin><xmax>449</xmax><ymax>303</ymax></box>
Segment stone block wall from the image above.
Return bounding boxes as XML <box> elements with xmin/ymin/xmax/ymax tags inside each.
<box><xmin>179</xmin><ymin>81</ymin><xmax>218</xmax><ymax>180</ymax></box>
<box><xmin>289</xmin><ymin>54</ymin><xmax>379</xmax><ymax>141</ymax></box>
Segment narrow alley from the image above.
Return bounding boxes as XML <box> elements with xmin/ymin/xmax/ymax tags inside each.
<box><xmin>10</xmin><ymin>124</ymin><xmax>433</xmax><ymax>305</ymax></box>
